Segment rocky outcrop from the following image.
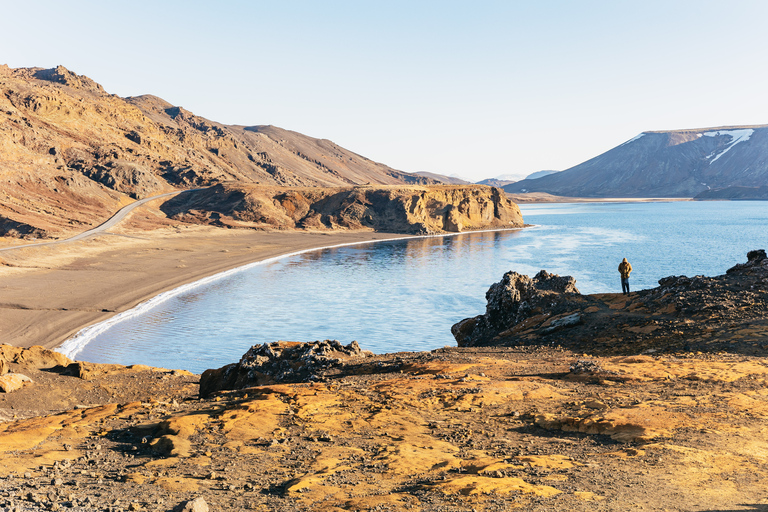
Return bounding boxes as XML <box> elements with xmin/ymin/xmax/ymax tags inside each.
<box><xmin>163</xmin><ymin>183</ymin><xmax>523</xmax><ymax>234</ymax></box>
<box><xmin>452</xmin><ymin>251</ymin><xmax>768</xmax><ymax>355</ymax></box>
<box><xmin>452</xmin><ymin>270</ymin><xmax>580</xmax><ymax>347</ymax></box>
<box><xmin>0</xmin><ymin>65</ymin><xmax>436</xmax><ymax>238</ymax></box>
<box><xmin>199</xmin><ymin>340</ymin><xmax>372</xmax><ymax>397</ymax></box>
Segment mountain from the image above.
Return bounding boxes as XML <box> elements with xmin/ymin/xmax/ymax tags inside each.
<box><xmin>694</xmin><ymin>185</ymin><xmax>768</xmax><ymax>200</ymax></box>
<box><xmin>413</xmin><ymin>171</ymin><xmax>471</xmax><ymax>185</ymax></box>
<box><xmin>477</xmin><ymin>171</ymin><xmax>557</xmax><ymax>188</ymax></box>
<box><xmin>0</xmin><ymin>65</ymin><xmax>435</xmax><ymax>238</ymax></box>
<box><xmin>525</xmin><ymin>170</ymin><xmax>558</xmax><ymax>180</ymax></box>
<box><xmin>504</xmin><ymin>126</ymin><xmax>768</xmax><ymax>197</ymax></box>
<box><xmin>475</xmin><ymin>178</ymin><xmax>516</xmax><ymax>187</ymax></box>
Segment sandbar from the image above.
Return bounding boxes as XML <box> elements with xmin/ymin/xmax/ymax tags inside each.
<box><xmin>0</xmin><ymin>226</ymin><xmax>406</xmax><ymax>350</ymax></box>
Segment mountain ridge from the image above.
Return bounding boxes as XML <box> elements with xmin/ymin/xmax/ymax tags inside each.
<box><xmin>0</xmin><ymin>65</ymin><xmax>444</xmax><ymax>238</ymax></box>
<box><xmin>505</xmin><ymin>124</ymin><xmax>768</xmax><ymax>197</ymax></box>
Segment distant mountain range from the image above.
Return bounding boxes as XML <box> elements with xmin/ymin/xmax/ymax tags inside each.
<box><xmin>505</xmin><ymin>126</ymin><xmax>768</xmax><ymax>198</ymax></box>
<box><xmin>414</xmin><ymin>171</ymin><xmax>471</xmax><ymax>185</ymax></box>
<box><xmin>417</xmin><ymin>171</ymin><xmax>558</xmax><ymax>188</ymax></box>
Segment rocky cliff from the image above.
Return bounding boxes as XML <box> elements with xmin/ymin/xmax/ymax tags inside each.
<box><xmin>0</xmin><ymin>65</ymin><xmax>435</xmax><ymax>239</ymax></box>
<box><xmin>161</xmin><ymin>183</ymin><xmax>523</xmax><ymax>234</ymax></box>
<box><xmin>453</xmin><ymin>250</ymin><xmax>768</xmax><ymax>355</ymax></box>
<box><xmin>505</xmin><ymin>126</ymin><xmax>768</xmax><ymax>197</ymax></box>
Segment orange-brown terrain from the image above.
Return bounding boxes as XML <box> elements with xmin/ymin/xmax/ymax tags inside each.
<box><xmin>2</xmin><ymin>65</ymin><xmax>768</xmax><ymax>512</ymax></box>
<box><xmin>1</xmin><ymin>64</ymin><xmax>522</xmax><ymax>241</ymax></box>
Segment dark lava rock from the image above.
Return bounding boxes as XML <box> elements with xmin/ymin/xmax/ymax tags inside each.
<box><xmin>199</xmin><ymin>340</ymin><xmax>372</xmax><ymax>397</ymax></box>
<box><xmin>452</xmin><ymin>270</ymin><xmax>580</xmax><ymax>347</ymax></box>
<box><xmin>452</xmin><ymin>251</ymin><xmax>768</xmax><ymax>356</ymax></box>
<box><xmin>727</xmin><ymin>249</ymin><xmax>767</xmax><ymax>274</ymax></box>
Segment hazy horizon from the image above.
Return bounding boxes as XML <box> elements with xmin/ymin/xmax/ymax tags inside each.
<box><xmin>2</xmin><ymin>0</ymin><xmax>767</xmax><ymax>181</ymax></box>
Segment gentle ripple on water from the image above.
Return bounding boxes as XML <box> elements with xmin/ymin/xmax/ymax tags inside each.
<box><xmin>64</xmin><ymin>201</ymin><xmax>768</xmax><ymax>373</ymax></box>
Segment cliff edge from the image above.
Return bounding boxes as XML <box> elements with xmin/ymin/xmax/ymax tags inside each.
<box><xmin>453</xmin><ymin>250</ymin><xmax>768</xmax><ymax>355</ymax></box>
<box><xmin>160</xmin><ymin>183</ymin><xmax>523</xmax><ymax>234</ymax></box>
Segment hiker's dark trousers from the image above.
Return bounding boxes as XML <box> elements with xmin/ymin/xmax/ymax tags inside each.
<box><xmin>621</xmin><ymin>277</ymin><xmax>630</xmax><ymax>295</ymax></box>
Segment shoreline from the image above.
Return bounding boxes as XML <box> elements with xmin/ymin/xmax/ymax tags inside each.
<box><xmin>0</xmin><ymin>228</ymin><xmax>408</xmax><ymax>351</ymax></box>
<box><xmin>56</xmin><ymin>226</ymin><xmax>524</xmax><ymax>360</ymax></box>
<box><xmin>507</xmin><ymin>193</ymin><xmax>693</xmax><ymax>204</ymax></box>
<box><xmin>0</xmin><ymin>225</ymin><xmax>524</xmax><ymax>355</ymax></box>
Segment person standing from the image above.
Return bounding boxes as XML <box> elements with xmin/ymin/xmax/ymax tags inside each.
<box><xmin>618</xmin><ymin>257</ymin><xmax>632</xmax><ymax>295</ymax></box>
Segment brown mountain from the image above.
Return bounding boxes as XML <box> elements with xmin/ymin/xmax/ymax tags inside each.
<box><xmin>505</xmin><ymin>126</ymin><xmax>768</xmax><ymax>197</ymax></box>
<box><xmin>413</xmin><ymin>171</ymin><xmax>471</xmax><ymax>184</ymax></box>
<box><xmin>0</xmin><ymin>65</ymin><xmax>434</xmax><ymax>238</ymax></box>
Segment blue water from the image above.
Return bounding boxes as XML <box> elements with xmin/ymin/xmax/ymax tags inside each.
<box><xmin>67</xmin><ymin>201</ymin><xmax>768</xmax><ymax>373</ymax></box>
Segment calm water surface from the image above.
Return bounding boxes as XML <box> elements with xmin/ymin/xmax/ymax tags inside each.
<box><xmin>64</xmin><ymin>201</ymin><xmax>768</xmax><ymax>373</ymax></box>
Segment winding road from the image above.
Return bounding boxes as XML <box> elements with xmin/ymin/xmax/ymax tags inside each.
<box><xmin>0</xmin><ymin>189</ymin><xmax>192</xmax><ymax>253</ymax></box>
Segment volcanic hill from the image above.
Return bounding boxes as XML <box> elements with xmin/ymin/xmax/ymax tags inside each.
<box><xmin>3</xmin><ymin>65</ymin><xmax>527</xmax><ymax>240</ymax></box>
<box><xmin>505</xmin><ymin>125</ymin><xmax>768</xmax><ymax>198</ymax></box>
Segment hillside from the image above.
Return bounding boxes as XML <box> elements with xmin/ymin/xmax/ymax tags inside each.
<box><xmin>413</xmin><ymin>171</ymin><xmax>471</xmax><ymax>184</ymax></box>
<box><xmin>505</xmin><ymin>126</ymin><xmax>768</xmax><ymax>197</ymax></box>
<box><xmin>0</xmin><ymin>65</ymin><xmax>434</xmax><ymax>239</ymax></box>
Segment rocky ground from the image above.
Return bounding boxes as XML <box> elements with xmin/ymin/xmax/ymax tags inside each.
<box><xmin>3</xmin><ymin>252</ymin><xmax>768</xmax><ymax>511</ymax></box>
<box><xmin>3</xmin><ymin>342</ymin><xmax>768</xmax><ymax>511</ymax></box>
<box><xmin>453</xmin><ymin>249</ymin><xmax>768</xmax><ymax>356</ymax></box>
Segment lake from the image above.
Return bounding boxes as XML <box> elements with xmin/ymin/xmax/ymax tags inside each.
<box><xmin>59</xmin><ymin>201</ymin><xmax>768</xmax><ymax>373</ymax></box>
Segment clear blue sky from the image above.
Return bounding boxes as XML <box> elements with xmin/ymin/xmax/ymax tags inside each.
<box><xmin>2</xmin><ymin>0</ymin><xmax>767</xmax><ymax>181</ymax></box>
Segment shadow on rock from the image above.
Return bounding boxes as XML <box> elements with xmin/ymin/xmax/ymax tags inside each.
<box><xmin>199</xmin><ymin>340</ymin><xmax>372</xmax><ymax>397</ymax></box>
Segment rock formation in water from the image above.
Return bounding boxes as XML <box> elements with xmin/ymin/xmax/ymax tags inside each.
<box><xmin>453</xmin><ymin>250</ymin><xmax>768</xmax><ymax>355</ymax></box>
<box><xmin>505</xmin><ymin>126</ymin><xmax>768</xmax><ymax>197</ymax></box>
<box><xmin>451</xmin><ymin>270</ymin><xmax>581</xmax><ymax>347</ymax></box>
<box><xmin>162</xmin><ymin>183</ymin><xmax>523</xmax><ymax>234</ymax></box>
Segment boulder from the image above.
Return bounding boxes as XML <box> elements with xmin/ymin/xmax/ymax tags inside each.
<box><xmin>0</xmin><ymin>345</ymin><xmax>72</xmax><ymax>369</ymax></box>
<box><xmin>174</xmin><ymin>497</ymin><xmax>208</xmax><ymax>512</ymax></box>
<box><xmin>199</xmin><ymin>340</ymin><xmax>372</xmax><ymax>397</ymax></box>
<box><xmin>0</xmin><ymin>373</ymin><xmax>32</xmax><ymax>393</ymax></box>
<box><xmin>452</xmin><ymin>270</ymin><xmax>580</xmax><ymax>347</ymax></box>
<box><xmin>726</xmin><ymin>249</ymin><xmax>767</xmax><ymax>274</ymax></box>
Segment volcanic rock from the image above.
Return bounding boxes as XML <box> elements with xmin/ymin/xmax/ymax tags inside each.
<box><xmin>452</xmin><ymin>270</ymin><xmax>580</xmax><ymax>347</ymax></box>
<box><xmin>199</xmin><ymin>340</ymin><xmax>372</xmax><ymax>397</ymax></box>
<box><xmin>453</xmin><ymin>250</ymin><xmax>768</xmax><ymax>355</ymax></box>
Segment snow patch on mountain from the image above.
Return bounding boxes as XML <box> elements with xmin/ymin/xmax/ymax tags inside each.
<box><xmin>620</xmin><ymin>133</ymin><xmax>646</xmax><ymax>146</ymax></box>
<box><xmin>701</xmin><ymin>129</ymin><xmax>754</xmax><ymax>164</ymax></box>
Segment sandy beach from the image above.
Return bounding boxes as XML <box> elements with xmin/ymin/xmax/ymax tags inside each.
<box><xmin>0</xmin><ymin>225</ymin><xmax>405</xmax><ymax>350</ymax></box>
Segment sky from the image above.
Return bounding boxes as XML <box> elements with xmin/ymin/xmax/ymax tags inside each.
<box><xmin>2</xmin><ymin>0</ymin><xmax>767</xmax><ymax>181</ymax></box>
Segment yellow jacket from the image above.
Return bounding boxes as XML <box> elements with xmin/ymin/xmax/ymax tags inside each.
<box><xmin>618</xmin><ymin>259</ymin><xmax>632</xmax><ymax>278</ymax></box>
